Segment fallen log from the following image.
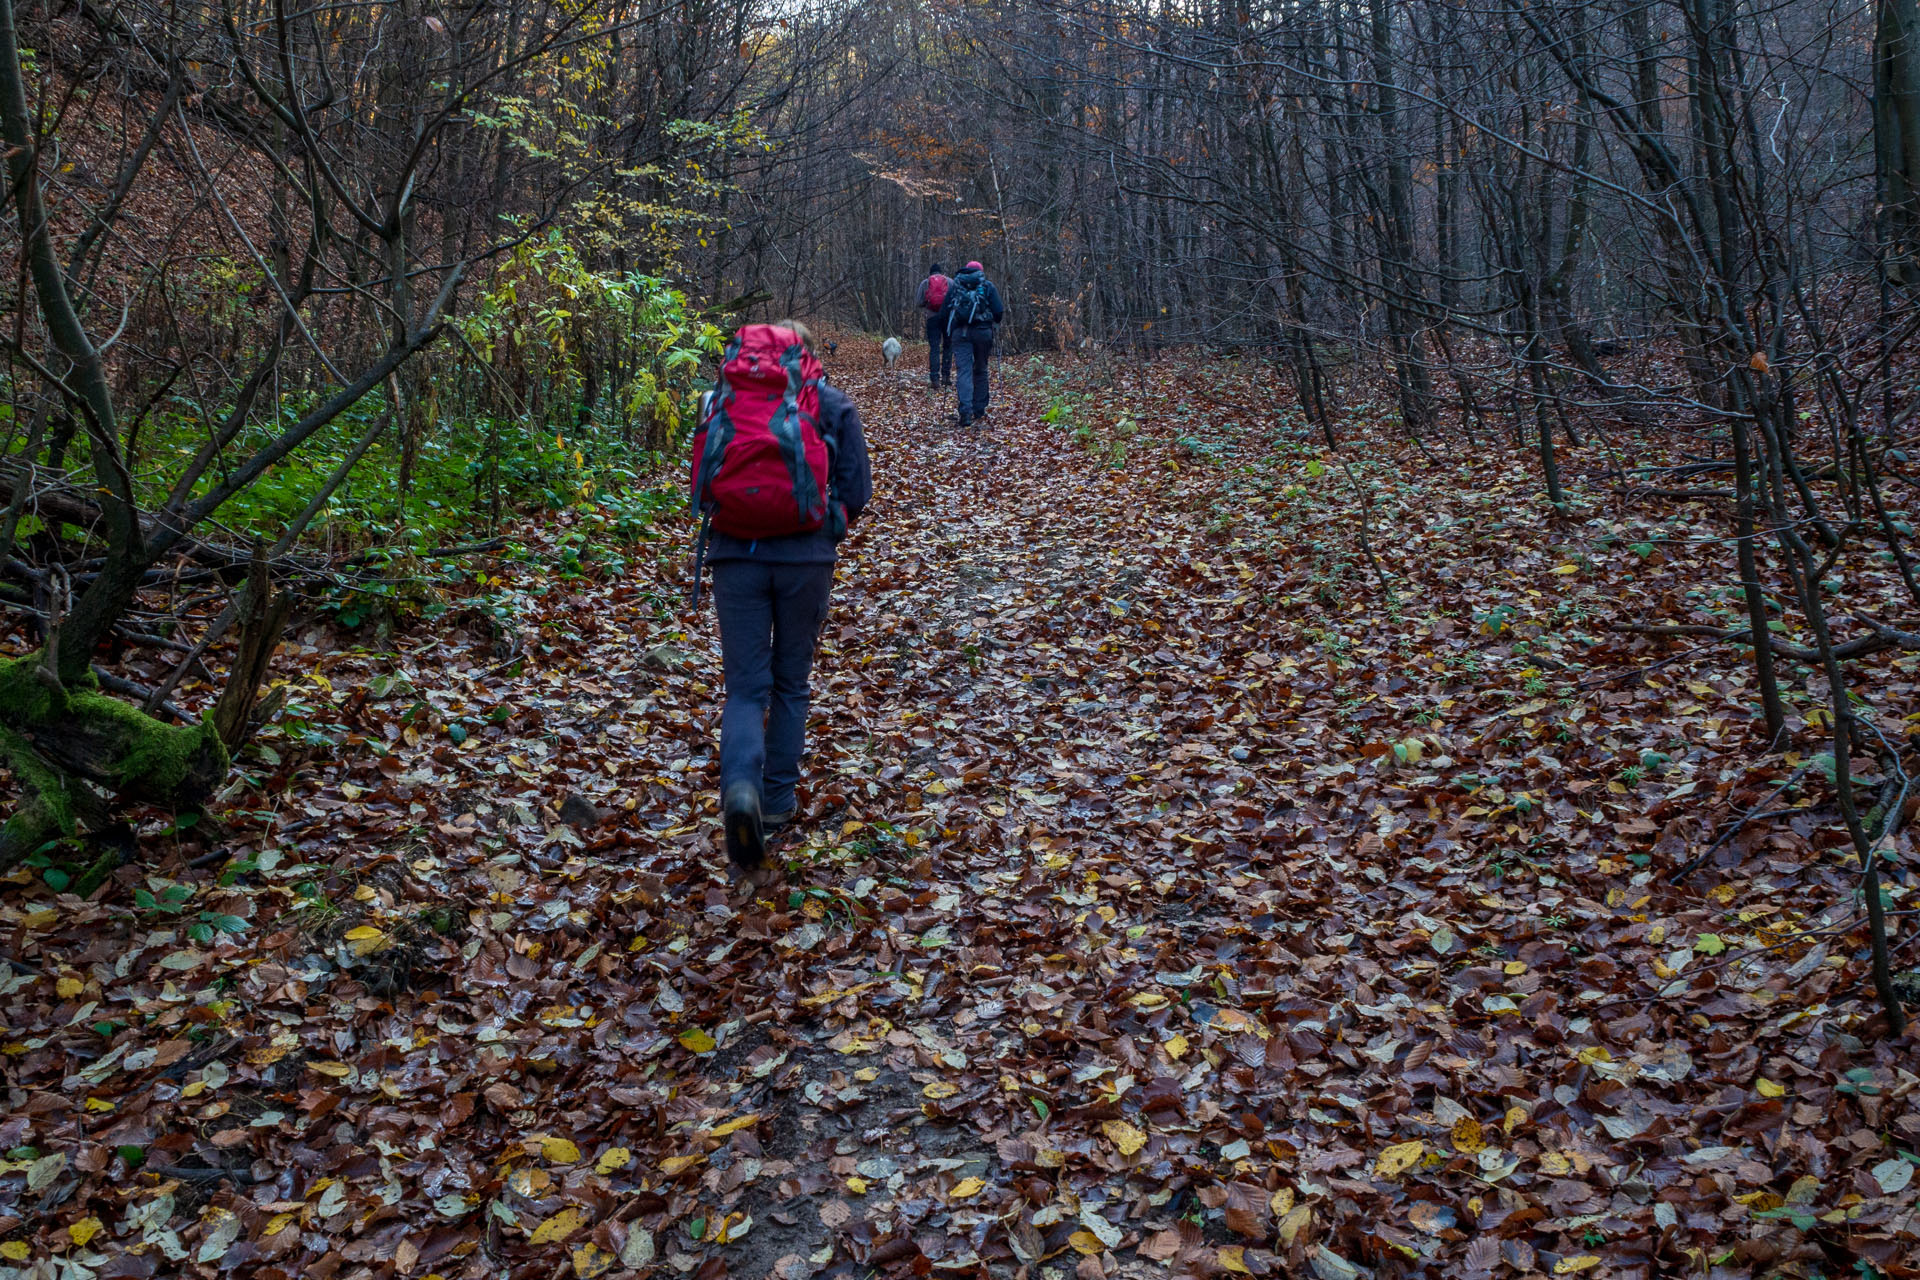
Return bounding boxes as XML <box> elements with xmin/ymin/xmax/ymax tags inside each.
<box><xmin>0</xmin><ymin>653</ymin><xmax>226</xmax><ymax>867</ymax></box>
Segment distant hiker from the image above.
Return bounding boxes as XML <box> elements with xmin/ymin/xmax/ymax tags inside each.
<box><xmin>881</xmin><ymin>336</ymin><xmax>902</xmax><ymax>367</ymax></box>
<box><xmin>689</xmin><ymin>321</ymin><xmax>873</xmax><ymax>873</ymax></box>
<box><xmin>939</xmin><ymin>260</ymin><xmax>1004</xmax><ymax>427</ymax></box>
<box><xmin>919</xmin><ymin>262</ymin><xmax>952</xmax><ymax>389</ymax></box>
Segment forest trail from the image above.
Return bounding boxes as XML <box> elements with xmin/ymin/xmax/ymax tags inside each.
<box><xmin>637</xmin><ymin>352</ymin><xmax>1380</xmax><ymax>1280</ymax></box>
<box><xmin>9</xmin><ymin>347</ymin><xmax>1917</xmax><ymax>1280</ymax></box>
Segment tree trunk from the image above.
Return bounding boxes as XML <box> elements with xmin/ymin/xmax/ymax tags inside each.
<box><xmin>1877</xmin><ymin>0</ymin><xmax>1920</xmax><ymax>283</ymax></box>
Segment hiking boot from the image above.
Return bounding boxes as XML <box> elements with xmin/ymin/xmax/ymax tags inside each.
<box><xmin>722</xmin><ymin>781</ymin><xmax>765</xmax><ymax>870</ymax></box>
<box><xmin>763</xmin><ymin>808</ymin><xmax>796</xmax><ymax>831</ymax></box>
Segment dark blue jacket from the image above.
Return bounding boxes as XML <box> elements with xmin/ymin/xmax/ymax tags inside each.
<box><xmin>939</xmin><ymin>268</ymin><xmax>1004</xmax><ymax>334</ymax></box>
<box><xmin>706</xmin><ymin>381</ymin><xmax>872</xmax><ymax>564</ymax></box>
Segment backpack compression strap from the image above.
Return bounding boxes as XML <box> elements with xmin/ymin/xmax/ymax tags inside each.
<box><xmin>946</xmin><ymin>287</ymin><xmax>967</xmax><ymax>336</ymax></box>
<box><xmin>769</xmin><ymin>342</ymin><xmax>824</xmax><ymax>525</ymax></box>
<box><xmin>693</xmin><ymin>335</ymin><xmax>743</xmax><ymax>511</ymax></box>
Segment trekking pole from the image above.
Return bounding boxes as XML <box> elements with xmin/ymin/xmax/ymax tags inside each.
<box><xmin>688</xmin><ymin>509</ymin><xmax>712</xmax><ymax>609</ymax></box>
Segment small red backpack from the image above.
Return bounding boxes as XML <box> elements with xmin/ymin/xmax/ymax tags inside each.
<box><xmin>923</xmin><ymin>274</ymin><xmax>950</xmax><ymax>312</ymax></box>
<box><xmin>690</xmin><ymin>324</ymin><xmax>840</xmax><ymax>542</ymax></box>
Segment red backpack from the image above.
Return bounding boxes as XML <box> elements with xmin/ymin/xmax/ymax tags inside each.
<box><xmin>690</xmin><ymin>325</ymin><xmax>839</xmax><ymax>544</ymax></box>
<box><xmin>922</xmin><ymin>274</ymin><xmax>950</xmax><ymax>312</ymax></box>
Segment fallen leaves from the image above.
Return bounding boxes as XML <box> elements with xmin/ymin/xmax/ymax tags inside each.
<box><xmin>3</xmin><ymin>351</ymin><xmax>1918</xmax><ymax>1280</ymax></box>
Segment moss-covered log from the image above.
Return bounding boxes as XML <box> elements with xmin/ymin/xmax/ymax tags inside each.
<box><xmin>0</xmin><ymin>654</ymin><xmax>228</xmax><ymax>867</ymax></box>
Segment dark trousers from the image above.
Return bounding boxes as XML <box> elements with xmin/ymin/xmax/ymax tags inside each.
<box><xmin>711</xmin><ymin>559</ymin><xmax>835</xmax><ymax>815</ymax></box>
<box><xmin>952</xmin><ymin>326</ymin><xmax>993</xmax><ymax>421</ymax></box>
<box><xmin>925</xmin><ymin>315</ymin><xmax>951</xmax><ymax>386</ymax></box>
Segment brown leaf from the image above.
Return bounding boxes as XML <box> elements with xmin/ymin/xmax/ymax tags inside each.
<box><xmin>441</xmin><ymin>1092</ymin><xmax>475</xmax><ymax>1127</ymax></box>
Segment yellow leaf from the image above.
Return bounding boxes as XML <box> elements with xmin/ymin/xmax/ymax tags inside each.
<box><xmin>0</xmin><ymin>1242</ymin><xmax>27</xmax><ymax>1261</ymax></box>
<box><xmin>1278</xmin><ymin>1204</ymin><xmax>1313</xmax><ymax>1244</ymax></box>
<box><xmin>1218</xmin><ymin>1245</ymin><xmax>1251</xmax><ymax>1273</ymax></box>
<box><xmin>1552</xmin><ymin>563</ymin><xmax>1579</xmax><ymax>574</ymax></box>
<box><xmin>308</xmin><ymin>1061</ymin><xmax>352</xmax><ymax>1078</ymax></box>
<box><xmin>1503</xmin><ymin>961</ymin><xmax>1527</xmax><ymax>976</ymax></box>
<box><xmin>677</xmin><ymin>1028</ymin><xmax>716</xmax><ymax>1053</ymax></box>
<box><xmin>1452</xmin><ymin>1117</ymin><xmax>1487</xmax><ymax>1154</ymax></box>
<box><xmin>707</xmin><ymin>1114</ymin><xmax>759</xmax><ymax>1138</ymax></box>
<box><xmin>264</xmin><ymin>1212</ymin><xmax>297</xmax><ymax>1237</ymax></box>
<box><xmin>659</xmin><ymin>1153</ymin><xmax>705</xmax><ymax>1176</ymax></box>
<box><xmin>528</xmin><ymin>1206</ymin><xmax>587</xmax><ymax>1245</ymax></box>
<box><xmin>572</xmin><ymin>1242</ymin><xmax>616</xmax><ymax>1278</ymax></box>
<box><xmin>68</xmin><ymin>1217</ymin><xmax>103</xmax><ymax>1247</ymax></box>
<box><xmin>846</xmin><ymin>1176</ymin><xmax>869</xmax><ymax>1194</ymax></box>
<box><xmin>1555</xmin><ymin>1257</ymin><xmax>1602</xmax><ymax>1274</ymax></box>
<box><xmin>1503</xmin><ymin>1106</ymin><xmax>1528</xmax><ymax>1133</ymax></box>
<box><xmin>1165</xmin><ymin>1034</ymin><xmax>1189</xmax><ymax>1059</ymax></box>
<box><xmin>1067</xmin><ymin>1230</ymin><xmax>1105</xmax><ymax>1255</ymax></box>
<box><xmin>84</xmin><ymin>1097</ymin><xmax>114</xmax><ymax>1112</ymax></box>
<box><xmin>923</xmin><ymin>1081</ymin><xmax>959</xmax><ymax>1099</ymax></box>
<box><xmin>1130</xmin><ymin>992</ymin><xmax>1168</xmax><ymax>1011</ymax></box>
<box><xmin>245</xmin><ymin>1044</ymin><xmax>288</xmax><ymax>1068</ymax></box>
<box><xmin>1576</xmin><ymin>1047</ymin><xmax>1612</xmax><ymax>1066</ymax></box>
<box><xmin>1374</xmin><ymin>1140</ymin><xmax>1426</xmax><ymax>1179</ymax></box>
<box><xmin>539</xmin><ymin>1136</ymin><xmax>581</xmax><ymax>1164</ymax></box>
<box><xmin>1756</xmin><ymin>1078</ymin><xmax>1786</xmax><ymax>1098</ymax></box>
<box><xmin>1734</xmin><ymin>1190</ymin><xmax>1784</xmax><ymax>1211</ymax></box>
<box><xmin>1270</xmin><ymin>1187</ymin><xmax>1295</xmax><ymax>1216</ymax></box>
<box><xmin>1102</xmin><ymin>1119</ymin><xmax>1149</xmax><ymax>1156</ymax></box>
<box><xmin>594</xmin><ymin>1146</ymin><xmax>631</xmax><ymax>1174</ymax></box>
<box><xmin>56</xmin><ymin>976</ymin><xmax>83</xmax><ymax>998</ymax></box>
<box><xmin>949</xmin><ymin>1176</ymin><xmax>986</xmax><ymax>1199</ymax></box>
<box><xmin>344</xmin><ymin>925</ymin><xmax>387</xmax><ymax>956</ymax></box>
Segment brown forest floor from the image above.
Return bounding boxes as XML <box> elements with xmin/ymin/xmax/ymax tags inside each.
<box><xmin>3</xmin><ymin>345</ymin><xmax>1919</xmax><ymax>1280</ymax></box>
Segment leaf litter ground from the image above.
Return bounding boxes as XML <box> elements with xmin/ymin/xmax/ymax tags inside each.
<box><xmin>3</xmin><ymin>346</ymin><xmax>1919</xmax><ymax>1280</ymax></box>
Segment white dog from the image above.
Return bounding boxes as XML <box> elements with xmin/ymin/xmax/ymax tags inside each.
<box><xmin>881</xmin><ymin>336</ymin><xmax>902</xmax><ymax>367</ymax></box>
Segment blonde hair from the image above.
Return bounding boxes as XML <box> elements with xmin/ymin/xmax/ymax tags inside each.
<box><xmin>775</xmin><ymin>319</ymin><xmax>815</xmax><ymax>351</ymax></box>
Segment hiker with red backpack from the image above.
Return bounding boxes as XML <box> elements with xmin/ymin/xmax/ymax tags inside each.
<box><xmin>918</xmin><ymin>262</ymin><xmax>952</xmax><ymax>390</ymax></box>
<box><xmin>938</xmin><ymin>261</ymin><xmax>1005</xmax><ymax>428</ymax></box>
<box><xmin>689</xmin><ymin>321</ymin><xmax>872</xmax><ymax>872</ymax></box>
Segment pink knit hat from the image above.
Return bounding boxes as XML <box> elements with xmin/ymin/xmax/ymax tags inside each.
<box><xmin>965</xmin><ymin>260</ymin><xmax>983</xmax><ymax>270</ymax></box>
